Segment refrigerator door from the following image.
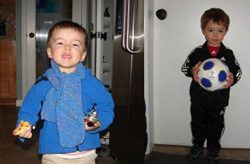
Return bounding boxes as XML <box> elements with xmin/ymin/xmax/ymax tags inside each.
<box><xmin>110</xmin><ymin>0</ymin><xmax>147</xmax><ymax>163</ymax></box>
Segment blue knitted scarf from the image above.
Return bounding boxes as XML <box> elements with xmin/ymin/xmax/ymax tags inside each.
<box><xmin>41</xmin><ymin>60</ymin><xmax>85</xmax><ymax>148</ymax></box>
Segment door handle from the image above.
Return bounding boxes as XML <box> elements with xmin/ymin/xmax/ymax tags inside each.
<box><xmin>122</xmin><ymin>0</ymin><xmax>144</xmax><ymax>54</ymax></box>
<box><xmin>29</xmin><ymin>33</ymin><xmax>35</xmax><ymax>38</ymax></box>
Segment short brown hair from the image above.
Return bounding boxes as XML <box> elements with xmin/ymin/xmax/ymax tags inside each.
<box><xmin>47</xmin><ymin>20</ymin><xmax>88</xmax><ymax>47</ymax></box>
<box><xmin>201</xmin><ymin>8</ymin><xmax>230</xmax><ymax>31</ymax></box>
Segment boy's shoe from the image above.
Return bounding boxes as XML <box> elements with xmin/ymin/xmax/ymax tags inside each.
<box><xmin>207</xmin><ymin>151</ymin><xmax>219</xmax><ymax>164</ymax></box>
<box><xmin>186</xmin><ymin>145</ymin><xmax>203</xmax><ymax>162</ymax></box>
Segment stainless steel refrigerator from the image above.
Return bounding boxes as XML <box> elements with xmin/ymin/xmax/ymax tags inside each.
<box><xmin>110</xmin><ymin>0</ymin><xmax>147</xmax><ymax>163</ymax></box>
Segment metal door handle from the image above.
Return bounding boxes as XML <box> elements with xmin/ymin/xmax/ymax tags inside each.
<box><xmin>122</xmin><ymin>0</ymin><xmax>144</xmax><ymax>54</ymax></box>
<box><xmin>29</xmin><ymin>33</ymin><xmax>35</xmax><ymax>38</ymax></box>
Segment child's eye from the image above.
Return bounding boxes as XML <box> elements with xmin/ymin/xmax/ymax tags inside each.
<box><xmin>208</xmin><ymin>29</ymin><xmax>213</xmax><ymax>32</ymax></box>
<box><xmin>219</xmin><ymin>30</ymin><xmax>224</xmax><ymax>33</ymax></box>
<box><xmin>73</xmin><ymin>44</ymin><xmax>79</xmax><ymax>47</ymax></box>
<box><xmin>56</xmin><ymin>42</ymin><xmax>63</xmax><ymax>45</ymax></box>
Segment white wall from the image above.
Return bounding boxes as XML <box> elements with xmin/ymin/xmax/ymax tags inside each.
<box><xmin>102</xmin><ymin>0</ymin><xmax>114</xmax><ymax>88</ymax></box>
<box><xmin>145</xmin><ymin>0</ymin><xmax>155</xmax><ymax>153</ymax></box>
<box><xmin>148</xmin><ymin>0</ymin><xmax>250</xmax><ymax>148</ymax></box>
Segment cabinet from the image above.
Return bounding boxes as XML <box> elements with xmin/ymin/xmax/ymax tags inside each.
<box><xmin>0</xmin><ymin>40</ymin><xmax>16</xmax><ymax>104</ymax></box>
<box><xmin>0</xmin><ymin>0</ymin><xmax>15</xmax><ymax>4</ymax></box>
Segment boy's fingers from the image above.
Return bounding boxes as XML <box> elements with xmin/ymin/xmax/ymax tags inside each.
<box><xmin>27</xmin><ymin>132</ymin><xmax>32</xmax><ymax>138</ymax></box>
<box><xmin>85</xmin><ymin>121</ymin><xmax>100</xmax><ymax>131</ymax></box>
<box><xmin>18</xmin><ymin>128</ymin><xmax>32</xmax><ymax>138</ymax></box>
<box><xmin>22</xmin><ymin>129</ymin><xmax>32</xmax><ymax>138</ymax></box>
<box><xmin>14</xmin><ymin>121</ymin><xmax>31</xmax><ymax>135</ymax></box>
<box><xmin>12</xmin><ymin>129</ymin><xmax>18</xmax><ymax>136</ymax></box>
<box><xmin>12</xmin><ymin>124</ymin><xmax>22</xmax><ymax>136</ymax></box>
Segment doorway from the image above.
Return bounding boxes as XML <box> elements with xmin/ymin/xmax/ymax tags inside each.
<box><xmin>35</xmin><ymin>0</ymin><xmax>73</xmax><ymax>77</ymax></box>
<box><xmin>18</xmin><ymin>0</ymin><xmax>114</xmax><ymax>104</ymax></box>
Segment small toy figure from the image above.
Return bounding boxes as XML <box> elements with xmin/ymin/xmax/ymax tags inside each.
<box><xmin>84</xmin><ymin>110</ymin><xmax>98</xmax><ymax>127</ymax></box>
<box><xmin>15</xmin><ymin>121</ymin><xmax>35</xmax><ymax>135</ymax></box>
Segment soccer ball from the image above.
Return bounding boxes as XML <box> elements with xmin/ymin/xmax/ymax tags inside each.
<box><xmin>198</xmin><ymin>58</ymin><xmax>229</xmax><ymax>92</ymax></box>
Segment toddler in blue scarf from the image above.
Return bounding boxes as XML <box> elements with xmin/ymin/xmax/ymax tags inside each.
<box><xmin>13</xmin><ymin>21</ymin><xmax>114</xmax><ymax>164</ymax></box>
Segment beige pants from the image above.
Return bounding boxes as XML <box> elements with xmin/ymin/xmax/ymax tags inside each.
<box><xmin>42</xmin><ymin>153</ymin><xmax>97</xmax><ymax>164</ymax></box>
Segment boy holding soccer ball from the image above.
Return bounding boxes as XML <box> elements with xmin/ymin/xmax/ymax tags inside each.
<box><xmin>181</xmin><ymin>8</ymin><xmax>242</xmax><ymax>164</ymax></box>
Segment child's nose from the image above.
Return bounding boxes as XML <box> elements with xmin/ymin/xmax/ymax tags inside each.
<box><xmin>64</xmin><ymin>45</ymin><xmax>71</xmax><ymax>50</ymax></box>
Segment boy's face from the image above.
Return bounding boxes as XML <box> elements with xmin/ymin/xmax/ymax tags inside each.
<box><xmin>47</xmin><ymin>28</ymin><xmax>87</xmax><ymax>73</ymax></box>
<box><xmin>202</xmin><ymin>20</ymin><xmax>227</xmax><ymax>47</ymax></box>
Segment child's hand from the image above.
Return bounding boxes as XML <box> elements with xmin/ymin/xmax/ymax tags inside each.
<box><xmin>12</xmin><ymin>120</ymin><xmax>33</xmax><ymax>139</ymax></box>
<box><xmin>191</xmin><ymin>61</ymin><xmax>201</xmax><ymax>83</ymax></box>
<box><xmin>85</xmin><ymin>121</ymin><xmax>101</xmax><ymax>131</ymax></box>
<box><xmin>223</xmin><ymin>72</ymin><xmax>234</xmax><ymax>89</ymax></box>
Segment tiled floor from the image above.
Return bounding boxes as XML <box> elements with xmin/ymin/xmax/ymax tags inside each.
<box><xmin>1</xmin><ymin>105</ymin><xmax>250</xmax><ymax>163</ymax></box>
<box><xmin>152</xmin><ymin>142</ymin><xmax>250</xmax><ymax>161</ymax></box>
<box><xmin>1</xmin><ymin>105</ymin><xmax>41</xmax><ymax>164</ymax></box>
<box><xmin>0</xmin><ymin>105</ymin><xmax>116</xmax><ymax>164</ymax></box>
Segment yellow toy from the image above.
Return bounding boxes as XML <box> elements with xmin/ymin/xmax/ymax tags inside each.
<box><xmin>16</xmin><ymin>121</ymin><xmax>34</xmax><ymax>135</ymax></box>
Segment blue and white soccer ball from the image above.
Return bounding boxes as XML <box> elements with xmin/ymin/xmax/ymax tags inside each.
<box><xmin>198</xmin><ymin>58</ymin><xmax>229</xmax><ymax>92</ymax></box>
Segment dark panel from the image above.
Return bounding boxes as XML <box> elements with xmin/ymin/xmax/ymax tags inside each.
<box><xmin>110</xmin><ymin>36</ymin><xmax>146</xmax><ymax>164</ymax></box>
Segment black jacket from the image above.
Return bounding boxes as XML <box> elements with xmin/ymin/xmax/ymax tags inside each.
<box><xmin>181</xmin><ymin>42</ymin><xmax>242</xmax><ymax>107</ymax></box>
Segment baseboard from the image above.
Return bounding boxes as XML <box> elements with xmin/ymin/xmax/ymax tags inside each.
<box><xmin>152</xmin><ymin>144</ymin><xmax>250</xmax><ymax>161</ymax></box>
<box><xmin>0</xmin><ymin>98</ymin><xmax>16</xmax><ymax>105</ymax></box>
<box><xmin>16</xmin><ymin>99</ymin><xmax>23</xmax><ymax>107</ymax></box>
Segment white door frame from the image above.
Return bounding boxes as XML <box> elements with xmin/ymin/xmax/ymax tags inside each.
<box><xmin>17</xmin><ymin>0</ymin><xmax>86</xmax><ymax>106</ymax></box>
<box><xmin>89</xmin><ymin>0</ymin><xmax>104</xmax><ymax>80</ymax></box>
<box><xmin>95</xmin><ymin>0</ymin><xmax>104</xmax><ymax>80</ymax></box>
<box><xmin>16</xmin><ymin>0</ymin><xmax>36</xmax><ymax>106</ymax></box>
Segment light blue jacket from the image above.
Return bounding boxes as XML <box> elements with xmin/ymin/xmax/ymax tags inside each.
<box><xmin>16</xmin><ymin>68</ymin><xmax>114</xmax><ymax>154</ymax></box>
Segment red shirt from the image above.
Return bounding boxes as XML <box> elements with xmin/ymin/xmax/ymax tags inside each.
<box><xmin>208</xmin><ymin>46</ymin><xmax>220</xmax><ymax>57</ymax></box>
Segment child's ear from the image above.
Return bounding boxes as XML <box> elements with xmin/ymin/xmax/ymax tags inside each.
<box><xmin>201</xmin><ymin>29</ymin><xmax>205</xmax><ymax>35</ymax></box>
<box><xmin>47</xmin><ymin>47</ymin><xmax>52</xmax><ymax>59</ymax></box>
<box><xmin>80</xmin><ymin>51</ymin><xmax>87</xmax><ymax>62</ymax></box>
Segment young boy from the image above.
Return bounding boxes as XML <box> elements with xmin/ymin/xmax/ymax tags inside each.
<box><xmin>13</xmin><ymin>21</ymin><xmax>114</xmax><ymax>164</ymax></box>
<box><xmin>181</xmin><ymin>8</ymin><xmax>242</xmax><ymax>164</ymax></box>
